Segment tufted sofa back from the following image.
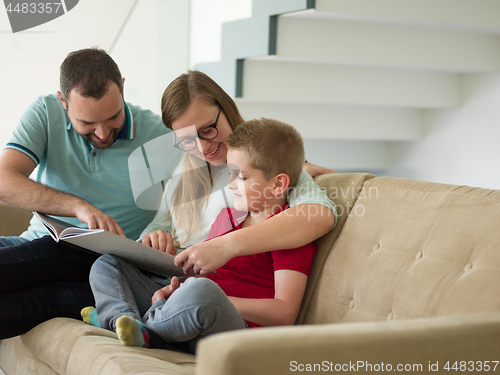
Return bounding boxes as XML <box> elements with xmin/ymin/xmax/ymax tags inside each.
<box><xmin>301</xmin><ymin>176</ymin><xmax>500</xmax><ymax>325</ymax></box>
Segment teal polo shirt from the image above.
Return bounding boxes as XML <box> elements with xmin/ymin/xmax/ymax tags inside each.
<box><xmin>5</xmin><ymin>93</ymin><xmax>170</xmax><ymax>240</ymax></box>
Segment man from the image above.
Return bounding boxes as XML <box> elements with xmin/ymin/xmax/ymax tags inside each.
<box><xmin>0</xmin><ymin>48</ymin><xmax>172</xmax><ymax>338</ymax></box>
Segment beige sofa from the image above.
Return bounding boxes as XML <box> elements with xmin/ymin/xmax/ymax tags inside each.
<box><xmin>1</xmin><ymin>173</ymin><xmax>500</xmax><ymax>375</ymax></box>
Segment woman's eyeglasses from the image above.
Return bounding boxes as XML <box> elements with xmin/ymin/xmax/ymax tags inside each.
<box><xmin>174</xmin><ymin>109</ymin><xmax>221</xmax><ymax>152</ymax></box>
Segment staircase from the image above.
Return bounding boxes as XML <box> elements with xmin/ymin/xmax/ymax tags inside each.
<box><xmin>195</xmin><ymin>0</ymin><xmax>500</xmax><ymax>172</ymax></box>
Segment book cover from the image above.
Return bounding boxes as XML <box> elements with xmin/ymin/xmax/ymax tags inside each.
<box><xmin>33</xmin><ymin>212</ymin><xmax>186</xmax><ymax>277</ymax></box>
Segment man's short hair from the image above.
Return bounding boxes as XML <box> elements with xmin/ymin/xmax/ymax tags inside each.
<box><xmin>59</xmin><ymin>47</ymin><xmax>123</xmax><ymax>102</ymax></box>
<box><xmin>227</xmin><ymin>118</ymin><xmax>305</xmax><ymax>187</ymax></box>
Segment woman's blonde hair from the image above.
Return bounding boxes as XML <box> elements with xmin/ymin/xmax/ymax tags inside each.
<box><xmin>161</xmin><ymin>71</ymin><xmax>244</xmax><ymax>244</ymax></box>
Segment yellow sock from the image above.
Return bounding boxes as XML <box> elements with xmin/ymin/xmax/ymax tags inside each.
<box><xmin>81</xmin><ymin>307</ymin><xmax>100</xmax><ymax>327</ymax></box>
<box><xmin>116</xmin><ymin>316</ymin><xmax>149</xmax><ymax>348</ymax></box>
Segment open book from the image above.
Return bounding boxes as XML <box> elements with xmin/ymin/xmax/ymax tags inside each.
<box><xmin>34</xmin><ymin>212</ymin><xmax>186</xmax><ymax>277</ymax></box>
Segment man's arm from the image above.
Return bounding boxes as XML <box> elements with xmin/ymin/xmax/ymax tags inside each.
<box><xmin>228</xmin><ymin>270</ymin><xmax>308</xmax><ymax>326</ymax></box>
<box><xmin>0</xmin><ymin>149</ymin><xmax>125</xmax><ymax>235</ymax></box>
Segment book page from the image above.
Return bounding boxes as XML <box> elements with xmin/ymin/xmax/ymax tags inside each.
<box><xmin>62</xmin><ymin>230</ymin><xmax>186</xmax><ymax>277</ymax></box>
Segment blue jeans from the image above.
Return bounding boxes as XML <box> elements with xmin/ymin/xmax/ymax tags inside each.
<box><xmin>90</xmin><ymin>254</ymin><xmax>248</xmax><ymax>353</ymax></box>
<box><xmin>0</xmin><ymin>236</ymin><xmax>99</xmax><ymax>339</ymax></box>
<box><xmin>0</xmin><ymin>236</ymin><xmax>29</xmax><ymax>247</ymax></box>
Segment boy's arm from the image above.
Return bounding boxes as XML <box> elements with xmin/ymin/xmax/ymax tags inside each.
<box><xmin>227</xmin><ymin>270</ymin><xmax>308</xmax><ymax>327</ymax></box>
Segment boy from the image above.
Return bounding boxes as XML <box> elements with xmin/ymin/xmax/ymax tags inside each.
<box><xmin>84</xmin><ymin>118</ymin><xmax>317</xmax><ymax>352</ymax></box>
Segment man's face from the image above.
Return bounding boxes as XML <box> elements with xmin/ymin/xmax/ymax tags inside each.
<box><xmin>59</xmin><ymin>82</ymin><xmax>125</xmax><ymax>149</ymax></box>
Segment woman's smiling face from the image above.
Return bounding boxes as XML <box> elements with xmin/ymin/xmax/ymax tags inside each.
<box><xmin>171</xmin><ymin>99</ymin><xmax>233</xmax><ymax>165</ymax></box>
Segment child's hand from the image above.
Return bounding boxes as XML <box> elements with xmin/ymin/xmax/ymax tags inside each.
<box><xmin>151</xmin><ymin>276</ymin><xmax>180</xmax><ymax>305</ymax></box>
<box><xmin>141</xmin><ymin>230</ymin><xmax>176</xmax><ymax>255</ymax></box>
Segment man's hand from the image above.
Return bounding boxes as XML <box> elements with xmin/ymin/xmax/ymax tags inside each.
<box><xmin>151</xmin><ymin>276</ymin><xmax>180</xmax><ymax>305</ymax></box>
<box><xmin>74</xmin><ymin>204</ymin><xmax>126</xmax><ymax>237</ymax></box>
<box><xmin>175</xmin><ymin>236</ymin><xmax>231</xmax><ymax>275</ymax></box>
<box><xmin>303</xmin><ymin>161</ymin><xmax>335</xmax><ymax>178</ymax></box>
<box><xmin>141</xmin><ymin>230</ymin><xmax>176</xmax><ymax>255</ymax></box>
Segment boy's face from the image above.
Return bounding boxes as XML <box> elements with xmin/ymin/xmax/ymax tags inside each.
<box><xmin>227</xmin><ymin>149</ymin><xmax>276</xmax><ymax>213</ymax></box>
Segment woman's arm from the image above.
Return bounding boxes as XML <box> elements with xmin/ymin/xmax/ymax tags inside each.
<box><xmin>138</xmin><ymin>208</ymin><xmax>173</xmax><ymax>241</ymax></box>
<box><xmin>175</xmin><ymin>171</ymin><xmax>336</xmax><ymax>275</ymax></box>
<box><xmin>175</xmin><ymin>204</ymin><xmax>333</xmax><ymax>275</ymax></box>
<box><xmin>228</xmin><ymin>270</ymin><xmax>308</xmax><ymax>326</ymax></box>
<box><xmin>303</xmin><ymin>161</ymin><xmax>335</xmax><ymax>177</ymax></box>
<box><xmin>288</xmin><ymin>170</ymin><xmax>337</xmax><ymax>218</ymax></box>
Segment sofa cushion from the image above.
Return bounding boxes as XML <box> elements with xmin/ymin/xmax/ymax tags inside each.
<box><xmin>303</xmin><ymin>177</ymin><xmax>500</xmax><ymax>324</ymax></box>
<box><xmin>297</xmin><ymin>173</ymin><xmax>375</xmax><ymax>324</ymax></box>
<box><xmin>0</xmin><ymin>335</ymin><xmax>58</xmax><ymax>375</ymax></box>
<box><xmin>67</xmin><ymin>335</ymin><xmax>195</xmax><ymax>375</ymax></box>
<box><xmin>1</xmin><ymin>318</ymin><xmax>195</xmax><ymax>375</ymax></box>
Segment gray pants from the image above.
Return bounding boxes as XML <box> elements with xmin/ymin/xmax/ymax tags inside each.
<box><xmin>89</xmin><ymin>254</ymin><xmax>247</xmax><ymax>352</ymax></box>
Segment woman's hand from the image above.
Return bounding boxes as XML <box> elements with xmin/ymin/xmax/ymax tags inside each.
<box><xmin>303</xmin><ymin>161</ymin><xmax>335</xmax><ymax>178</ymax></box>
<box><xmin>141</xmin><ymin>230</ymin><xmax>176</xmax><ymax>255</ymax></box>
<box><xmin>175</xmin><ymin>236</ymin><xmax>231</xmax><ymax>275</ymax></box>
<box><xmin>151</xmin><ymin>276</ymin><xmax>180</xmax><ymax>305</ymax></box>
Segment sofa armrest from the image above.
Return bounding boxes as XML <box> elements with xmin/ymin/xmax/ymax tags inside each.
<box><xmin>196</xmin><ymin>312</ymin><xmax>500</xmax><ymax>375</ymax></box>
<box><xmin>0</xmin><ymin>201</ymin><xmax>32</xmax><ymax>236</ymax></box>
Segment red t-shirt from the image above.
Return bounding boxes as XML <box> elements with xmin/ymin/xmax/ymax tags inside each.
<box><xmin>206</xmin><ymin>204</ymin><xmax>317</xmax><ymax>327</ymax></box>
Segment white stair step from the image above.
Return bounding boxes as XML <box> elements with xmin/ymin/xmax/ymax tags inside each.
<box><xmin>314</xmin><ymin>0</ymin><xmax>500</xmax><ymax>33</ymax></box>
<box><xmin>277</xmin><ymin>11</ymin><xmax>500</xmax><ymax>73</ymax></box>
<box><xmin>303</xmin><ymin>139</ymin><xmax>391</xmax><ymax>172</ymax></box>
<box><xmin>242</xmin><ymin>57</ymin><xmax>460</xmax><ymax>108</ymax></box>
<box><xmin>236</xmin><ymin>100</ymin><xmax>423</xmax><ymax>141</ymax></box>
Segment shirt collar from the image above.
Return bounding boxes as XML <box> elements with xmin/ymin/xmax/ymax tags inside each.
<box><xmin>226</xmin><ymin>203</ymin><xmax>290</xmax><ymax>229</ymax></box>
<box><xmin>116</xmin><ymin>102</ymin><xmax>136</xmax><ymax>140</ymax></box>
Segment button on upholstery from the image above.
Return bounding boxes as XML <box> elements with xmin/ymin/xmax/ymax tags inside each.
<box><xmin>373</xmin><ymin>244</ymin><xmax>380</xmax><ymax>252</ymax></box>
<box><xmin>464</xmin><ymin>263</ymin><xmax>473</xmax><ymax>272</ymax></box>
<box><xmin>415</xmin><ymin>251</ymin><xmax>423</xmax><ymax>260</ymax></box>
<box><xmin>387</xmin><ymin>312</ymin><xmax>393</xmax><ymax>321</ymax></box>
<box><xmin>349</xmin><ymin>300</ymin><xmax>355</xmax><ymax>309</ymax></box>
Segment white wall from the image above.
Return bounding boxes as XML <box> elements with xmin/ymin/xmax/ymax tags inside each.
<box><xmin>189</xmin><ymin>0</ymin><xmax>500</xmax><ymax>191</ymax></box>
<box><xmin>0</xmin><ymin>0</ymin><xmax>190</xmax><ymax>148</ymax></box>
<box><xmin>2</xmin><ymin>0</ymin><xmax>499</xmax><ymax>191</ymax></box>
<box><xmin>385</xmin><ymin>73</ymin><xmax>500</xmax><ymax>190</ymax></box>
<box><xmin>189</xmin><ymin>0</ymin><xmax>252</xmax><ymax>68</ymax></box>
<box><xmin>0</xmin><ymin>0</ymin><xmax>133</xmax><ymax>147</ymax></box>
<box><xmin>111</xmin><ymin>0</ymin><xmax>190</xmax><ymax>115</ymax></box>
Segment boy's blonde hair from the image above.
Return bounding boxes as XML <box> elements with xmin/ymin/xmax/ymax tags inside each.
<box><xmin>227</xmin><ymin>118</ymin><xmax>305</xmax><ymax>187</ymax></box>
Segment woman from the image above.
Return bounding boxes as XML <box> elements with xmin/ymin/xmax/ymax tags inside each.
<box><xmin>140</xmin><ymin>70</ymin><xmax>337</xmax><ymax>275</ymax></box>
